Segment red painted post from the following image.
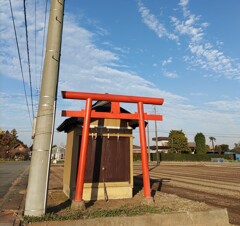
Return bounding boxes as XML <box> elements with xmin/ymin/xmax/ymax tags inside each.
<box><xmin>137</xmin><ymin>101</ymin><xmax>151</xmax><ymax>198</ymax></box>
<box><xmin>74</xmin><ymin>98</ymin><xmax>92</xmax><ymax>202</ymax></box>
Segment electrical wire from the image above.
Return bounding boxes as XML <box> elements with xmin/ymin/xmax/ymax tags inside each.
<box><xmin>34</xmin><ymin>0</ymin><xmax>37</xmax><ymax>99</ymax></box>
<box><xmin>134</xmin><ymin>129</ymin><xmax>240</xmax><ymax>139</ymax></box>
<box><xmin>23</xmin><ymin>0</ymin><xmax>35</xmax><ymax>119</ymax></box>
<box><xmin>8</xmin><ymin>0</ymin><xmax>32</xmax><ymax>126</ymax></box>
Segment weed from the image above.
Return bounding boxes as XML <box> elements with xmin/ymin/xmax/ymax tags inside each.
<box><xmin>23</xmin><ymin>204</ymin><xmax>173</xmax><ymax>224</ymax></box>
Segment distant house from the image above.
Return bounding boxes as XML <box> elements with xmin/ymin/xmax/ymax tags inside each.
<box><xmin>151</xmin><ymin>137</ymin><xmax>170</xmax><ymax>153</ymax></box>
<box><xmin>51</xmin><ymin>145</ymin><xmax>65</xmax><ymax>161</ymax></box>
<box><xmin>8</xmin><ymin>143</ymin><xmax>29</xmax><ymax>160</ymax></box>
<box><xmin>188</xmin><ymin>142</ymin><xmax>196</xmax><ymax>153</ymax></box>
<box><xmin>151</xmin><ymin>136</ymin><xmax>196</xmax><ymax>153</ymax></box>
<box><xmin>133</xmin><ymin>137</ymin><xmax>170</xmax><ymax>154</ymax></box>
<box><xmin>133</xmin><ymin>144</ymin><xmax>141</xmax><ymax>153</ymax></box>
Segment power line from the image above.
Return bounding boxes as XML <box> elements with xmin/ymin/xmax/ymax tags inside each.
<box><xmin>134</xmin><ymin>129</ymin><xmax>240</xmax><ymax>139</ymax></box>
<box><xmin>23</xmin><ymin>0</ymin><xmax>35</xmax><ymax>119</ymax></box>
<box><xmin>34</xmin><ymin>0</ymin><xmax>37</xmax><ymax>96</ymax></box>
<box><xmin>8</xmin><ymin>0</ymin><xmax>32</xmax><ymax>126</ymax></box>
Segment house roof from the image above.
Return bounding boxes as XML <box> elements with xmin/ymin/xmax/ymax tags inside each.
<box><xmin>52</xmin><ymin>145</ymin><xmax>65</xmax><ymax>154</ymax></box>
<box><xmin>57</xmin><ymin>117</ymin><xmax>82</xmax><ymax>133</ymax></box>
<box><xmin>8</xmin><ymin>143</ymin><xmax>29</xmax><ymax>155</ymax></box>
<box><xmin>152</xmin><ymin>137</ymin><xmax>169</xmax><ymax>141</ymax></box>
<box><xmin>133</xmin><ymin>144</ymin><xmax>141</xmax><ymax>149</ymax></box>
<box><xmin>150</xmin><ymin>145</ymin><xmax>169</xmax><ymax>150</ymax></box>
<box><xmin>150</xmin><ymin>142</ymin><xmax>196</xmax><ymax>150</ymax></box>
<box><xmin>57</xmin><ymin>100</ymin><xmax>142</xmax><ymax>133</ymax></box>
<box><xmin>188</xmin><ymin>142</ymin><xmax>196</xmax><ymax>148</ymax></box>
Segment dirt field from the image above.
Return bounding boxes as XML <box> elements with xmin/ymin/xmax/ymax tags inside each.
<box><xmin>134</xmin><ymin>162</ymin><xmax>240</xmax><ymax>225</ymax></box>
<box><xmin>48</xmin><ymin>162</ymin><xmax>240</xmax><ymax>225</ymax></box>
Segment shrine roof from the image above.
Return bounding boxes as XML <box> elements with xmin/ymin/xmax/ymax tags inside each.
<box><xmin>57</xmin><ymin>100</ymin><xmax>142</xmax><ymax>133</ymax></box>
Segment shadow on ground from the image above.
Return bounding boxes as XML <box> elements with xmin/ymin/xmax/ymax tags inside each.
<box><xmin>46</xmin><ymin>173</ymin><xmax>171</xmax><ymax>214</ymax></box>
<box><xmin>133</xmin><ymin>175</ymin><xmax>171</xmax><ymax>198</ymax></box>
<box><xmin>47</xmin><ymin>199</ymin><xmax>72</xmax><ymax>213</ymax></box>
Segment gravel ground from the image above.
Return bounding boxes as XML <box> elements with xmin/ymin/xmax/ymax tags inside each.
<box><xmin>47</xmin><ymin>188</ymin><xmax>215</xmax><ymax>214</ymax></box>
<box><xmin>47</xmin><ymin>164</ymin><xmax>217</xmax><ymax>219</ymax></box>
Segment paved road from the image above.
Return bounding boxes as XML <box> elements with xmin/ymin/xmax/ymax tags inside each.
<box><xmin>0</xmin><ymin>161</ymin><xmax>30</xmax><ymax>207</ymax></box>
<box><xmin>134</xmin><ymin>162</ymin><xmax>240</xmax><ymax>225</ymax></box>
<box><xmin>0</xmin><ymin>161</ymin><xmax>30</xmax><ymax>226</ymax></box>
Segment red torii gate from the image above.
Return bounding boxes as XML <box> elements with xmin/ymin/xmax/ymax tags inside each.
<box><xmin>61</xmin><ymin>91</ymin><xmax>164</xmax><ymax>205</ymax></box>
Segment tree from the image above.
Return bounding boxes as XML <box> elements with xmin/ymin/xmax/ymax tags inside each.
<box><xmin>0</xmin><ymin>129</ymin><xmax>27</xmax><ymax>159</ymax></box>
<box><xmin>209</xmin><ymin>136</ymin><xmax>216</xmax><ymax>151</ymax></box>
<box><xmin>168</xmin><ymin>130</ymin><xmax>190</xmax><ymax>153</ymax></box>
<box><xmin>194</xmin><ymin>133</ymin><xmax>207</xmax><ymax>154</ymax></box>
<box><xmin>220</xmin><ymin>144</ymin><xmax>229</xmax><ymax>153</ymax></box>
<box><xmin>11</xmin><ymin>129</ymin><xmax>18</xmax><ymax>138</ymax></box>
<box><xmin>215</xmin><ymin>145</ymin><xmax>222</xmax><ymax>154</ymax></box>
<box><xmin>206</xmin><ymin>144</ymin><xmax>210</xmax><ymax>151</ymax></box>
<box><xmin>0</xmin><ymin>130</ymin><xmax>11</xmax><ymax>146</ymax></box>
<box><xmin>233</xmin><ymin>142</ymin><xmax>240</xmax><ymax>153</ymax></box>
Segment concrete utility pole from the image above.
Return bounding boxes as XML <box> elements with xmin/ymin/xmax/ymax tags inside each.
<box><xmin>154</xmin><ymin>106</ymin><xmax>160</xmax><ymax>165</ymax></box>
<box><xmin>25</xmin><ymin>0</ymin><xmax>65</xmax><ymax>216</ymax></box>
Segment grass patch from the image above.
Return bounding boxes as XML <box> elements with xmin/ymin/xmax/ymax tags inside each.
<box><xmin>0</xmin><ymin>159</ymin><xmax>16</xmax><ymax>162</ymax></box>
<box><xmin>23</xmin><ymin>205</ymin><xmax>173</xmax><ymax>223</ymax></box>
<box><xmin>144</xmin><ymin>153</ymin><xmax>235</xmax><ymax>162</ymax></box>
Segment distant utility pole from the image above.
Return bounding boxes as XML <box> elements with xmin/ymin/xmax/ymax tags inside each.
<box><xmin>154</xmin><ymin>106</ymin><xmax>160</xmax><ymax>165</ymax></box>
<box><xmin>147</xmin><ymin>120</ymin><xmax>151</xmax><ymax>162</ymax></box>
<box><xmin>25</xmin><ymin>0</ymin><xmax>65</xmax><ymax>217</ymax></box>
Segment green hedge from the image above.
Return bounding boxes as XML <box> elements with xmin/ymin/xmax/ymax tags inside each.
<box><xmin>133</xmin><ymin>153</ymin><xmax>235</xmax><ymax>162</ymax></box>
<box><xmin>133</xmin><ymin>153</ymin><xmax>142</xmax><ymax>161</ymax></box>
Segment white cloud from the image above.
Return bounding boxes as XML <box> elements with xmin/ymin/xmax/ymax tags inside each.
<box><xmin>0</xmin><ymin>0</ymin><xmax>49</xmax><ymax>88</ymax></box>
<box><xmin>171</xmin><ymin>15</ymin><xmax>205</xmax><ymax>43</ymax></box>
<box><xmin>216</xmin><ymin>40</ymin><xmax>224</xmax><ymax>47</ymax></box>
<box><xmin>178</xmin><ymin>0</ymin><xmax>190</xmax><ymax>17</ymax></box>
<box><xmin>136</xmin><ymin>0</ymin><xmax>240</xmax><ymax>80</ymax></box>
<box><xmin>190</xmin><ymin>92</ymin><xmax>206</xmax><ymax>96</ymax></box>
<box><xmin>205</xmin><ymin>99</ymin><xmax>240</xmax><ymax>112</ymax></box>
<box><xmin>162</xmin><ymin>57</ymin><xmax>172</xmax><ymax>66</ymax></box>
<box><xmin>179</xmin><ymin>0</ymin><xmax>189</xmax><ymax>7</ymax></box>
<box><xmin>187</xmin><ymin>42</ymin><xmax>240</xmax><ymax>79</ymax></box>
<box><xmin>172</xmin><ymin>0</ymin><xmax>240</xmax><ymax>80</ymax></box>
<box><xmin>162</xmin><ymin>101</ymin><xmax>240</xmax><ymax>146</ymax></box>
<box><xmin>137</xmin><ymin>0</ymin><xmax>179</xmax><ymax>43</ymax></box>
<box><xmin>163</xmin><ymin>70</ymin><xmax>178</xmax><ymax>78</ymax></box>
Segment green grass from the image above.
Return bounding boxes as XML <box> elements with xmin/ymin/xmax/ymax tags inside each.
<box><xmin>0</xmin><ymin>159</ymin><xmax>18</xmax><ymax>162</ymax></box>
<box><xmin>23</xmin><ymin>205</ymin><xmax>173</xmax><ymax>223</ymax></box>
<box><xmin>133</xmin><ymin>153</ymin><xmax>236</xmax><ymax>162</ymax></box>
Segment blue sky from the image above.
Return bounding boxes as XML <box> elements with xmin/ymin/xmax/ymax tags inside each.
<box><xmin>0</xmin><ymin>0</ymin><xmax>239</xmax><ymax>148</ymax></box>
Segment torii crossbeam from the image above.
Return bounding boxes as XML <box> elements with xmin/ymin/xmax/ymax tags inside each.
<box><xmin>61</xmin><ymin>91</ymin><xmax>164</xmax><ymax>205</ymax></box>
